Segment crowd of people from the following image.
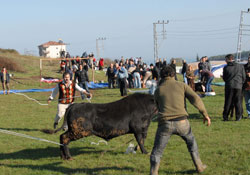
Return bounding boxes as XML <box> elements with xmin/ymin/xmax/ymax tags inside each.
<box><xmin>106</xmin><ymin>57</ymin><xmax>171</xmax><ymax>96</ymax></box>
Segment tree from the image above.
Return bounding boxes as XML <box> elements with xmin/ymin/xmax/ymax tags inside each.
<box><xmin>196</xmin><ymin>54</ymin><xmax>200</xmax><ymax>62</ymax></box>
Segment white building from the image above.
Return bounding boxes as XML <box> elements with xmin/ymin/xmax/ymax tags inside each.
<box><xmin>38</xmin><ymin>40</ymin><xmax>66</xmax><ymax>58</ymax></box>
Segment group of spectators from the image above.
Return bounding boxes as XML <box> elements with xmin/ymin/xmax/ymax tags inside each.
<box><xmin>106</xmin><ymin>57</ymin><xmax>173</xmax><ymax>96</ymax></box>
<box><xmin>181</xmin><ymin>56</ymin><xmax>214</xmax><ymax>93</ymax></box>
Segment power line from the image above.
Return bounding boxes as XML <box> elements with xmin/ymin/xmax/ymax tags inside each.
<box><xmin>166</xmin><ymin>31</ymin><xmax>237</xmax><ymax>37</ymax></box>
<box><xmin>167</xmin><ymin>27</ymin><xmax>238</xmax><ymax>33</ymax></box>
<box><xmin>169</xmin><ymin>11</ymin><xmax>238</xmax><ymax>22</ymax></box>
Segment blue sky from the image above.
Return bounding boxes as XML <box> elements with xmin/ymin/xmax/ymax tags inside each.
<box><xmin>1</xmin><ymin>0</ymin><xmax>250</xmax><ymax>63</ymax></box>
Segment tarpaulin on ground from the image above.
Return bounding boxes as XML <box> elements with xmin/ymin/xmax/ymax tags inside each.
<box><xmin>211</xmin><ymin>82</ymin><xmax>225</xmax><ymax>86</ymax></box>
<box><xmin>40</xmin><ymin>78</ymin><xmax>61</xmax><ymax>83</ymax></box>
<box><xmin>0</xmin><ymin>82</ymin><xmax>108</xmax><ymax>95</ymax></box>
<box><xmin>88</xmin><ymin>82</ymin><xmax>108</xmax><ymax>88</ymax></box>
<box><xmin>0</xmin><ymin>88</ymin><xmax>54</xmax><ymax>95</ymax></box>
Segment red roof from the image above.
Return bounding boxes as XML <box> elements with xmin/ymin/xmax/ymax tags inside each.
<box><xmin>39</xmin><ymin>41</ymin><xmax>65</xmax><ymax>47</ymax></box>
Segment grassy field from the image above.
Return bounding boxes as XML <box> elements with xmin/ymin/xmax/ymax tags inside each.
<box><xmin>0</xmin><ymin>53</ymin><xmax>250</xmax><ymax>175</ymax></box>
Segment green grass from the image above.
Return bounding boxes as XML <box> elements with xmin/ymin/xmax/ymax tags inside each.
<box><xmin>0</xmin><ymin>53</ymin><xmax>250</xmax><ymax>174</ymax></box>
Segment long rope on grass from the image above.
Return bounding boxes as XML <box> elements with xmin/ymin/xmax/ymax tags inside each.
<box><xmin>11</xmin><ymin>91</ymin><xmax>48</xmax><ymax>106</ymax></box>
<box><xmin>11</xmin><ymin>92</ymin><xmax>92</xmax><ymax>106</ymax></box>
<box><xmin>0</xmin><ymin>128</ymin><xmax>63</xmax><ymax>146</ymax></box>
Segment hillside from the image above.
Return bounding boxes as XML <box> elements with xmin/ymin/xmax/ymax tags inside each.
<box><xmin>0</xmin><ymin>49</ymin><xmax>106</xmax><ymax>89</ymax></box>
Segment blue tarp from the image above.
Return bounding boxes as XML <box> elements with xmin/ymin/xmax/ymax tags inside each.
<box><xmin>211</xmin><ymin>82</ymin><xmax>225</xmax><ymax>86</ymax></box>
<box><xmin>0</xmin><ymin>82</ymin><xmax>108</xmax><ymax>95</ymax></box>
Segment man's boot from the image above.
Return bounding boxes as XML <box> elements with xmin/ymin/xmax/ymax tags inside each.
<box><xmin>190</xmin><ymin>151</ymin><xmax>207</xmax><ymax>173</ymax></box>
<box><xmin>150</xmin><ymin>161</ymin><xmax>160</xmax><ymax>175</ymax></box>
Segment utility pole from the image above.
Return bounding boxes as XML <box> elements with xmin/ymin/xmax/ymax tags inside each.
<box><xmin>96</xmin><ymin>37</ymin><xmax>106</xmax><ymax>59</ymax></box>
<box><xmin>153</xmin><ymin>20</ymin><xmax>169</xmax><ymax>63</ymax></box>
<box><xmin>236</xmin><ymin>8</ymin><xmax>250</xmax><ymax>62</ymax></box>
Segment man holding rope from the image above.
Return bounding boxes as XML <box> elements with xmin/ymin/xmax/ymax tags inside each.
<box><xmin>48</xmin><ymin>72</ymin><xmax>92</xmax><ymax>130</ymax></box>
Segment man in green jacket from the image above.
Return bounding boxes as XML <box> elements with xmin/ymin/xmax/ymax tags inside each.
<box><xmin>150</xmin><ymin>66</ymin><xmax>211</xmax><ymax>175</ymax></box>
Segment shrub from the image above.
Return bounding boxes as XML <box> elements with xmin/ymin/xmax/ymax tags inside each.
<box><xmin>0</xmin><ymin>56</ymin><xmax>25</xmax><ymax>72</ymax></box>
<box><xmin>0</xmin><ymin>48</ymin><xmax>19</xmax><ymax>55</ymax></box>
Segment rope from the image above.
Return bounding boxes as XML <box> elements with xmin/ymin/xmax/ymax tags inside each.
<box><xmin>11</xmin><ymin>91</ymin><xmax>48</xmax><ymax>106</ymax></box>
<box><xmin>0</xmin><ymin>128</ymin><xmax>63</xmax><ymax>146</ymax></box>
<box><xmin>91</xmin><ymin>140</ymin><xmax>108</xmax><ymax>145</ymax></box>
<box><xmin>10</xmin><ymin>92</ymin><xmax>91</xmax><ymax>106</ymax></box>
<box><xmin>10</xmin><ymin>77</ymin><xmax>35</xmax><ymax>86</ymax></box>
<box><xmin>100</xmin><ymin>138</ymin><xmax>134</xmax><ymax>156</ymax></box>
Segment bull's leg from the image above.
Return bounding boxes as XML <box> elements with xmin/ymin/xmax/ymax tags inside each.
<box><xmin>134</xmin><ymin>133</ymin><xmax>148</xmax><ymax>154</ymax></box>
<box><xmin>60</xmin><ymin>132</ymin><xmax>73</xmax><ymax>160</ymax></box>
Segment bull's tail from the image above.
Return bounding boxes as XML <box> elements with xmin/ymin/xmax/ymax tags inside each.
<box><xmin>41</xmin><ymin>124</ymin><xmax>65</xmax><ymax>134</ymax></box>
<box><xmin>41</xmin><ymin>104</ymin><xmax>74</xmax><ymax>134</ymax></box>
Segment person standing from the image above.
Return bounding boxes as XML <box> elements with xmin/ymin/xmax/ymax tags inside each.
<box><xmin>99</xmin><ymin>58</ymin><xmax>104</xmax><ymax>70</ymax></box>
<box><xmin>170</xmin><ymin>59</ymin><xmax>178</xmax><ymax>80</ymax></box>
<box><xmin>150</xmin><ymin>66</ymin><xmax>211</xmax><ymax>175</ymax></box>
<box><xmin>116</xmin><ymin>64</ymin><xmax>128</xmax><ymax>96</ymax></box>
<box><xmin>132</xmin><ymin>64</ymin><xmax>141</xmax><ymax>88</ymax></box>
<box><xmin>181</xmin><ymin>60</ymin><xmax>188</xmax><ymax>84</ymax></box>
<box><xmin>0</xmin><ymin>67</ymin><xmax>10</xmax><ymax>95</ymax></box>
<box><xmin>48</xmin><ymin>72</ymin><xmax>92</xmax><ymax>130</ymax></box>
<box><xmin>186</xmin><ymin>65</ymin><xmax>195</xmax><ymax>91</ymax></box>
<box><xmin>222</xmin><ymin>54</ymin><xmax>246</xmax><ymax>121</ymax></box>
<box><xmin>75</xmin><ymin>64</ymin><xmax>90</xmax><ymax>100</ymax></box>
<box><xmin>106</xmin><ymin>63</ymin><xmax>116</xmax><ymax>88</ymax></box>
<box><xmin>243</xmin><ymin>55</ymin><xmax>250</xmax><ymax>119</ymax></box>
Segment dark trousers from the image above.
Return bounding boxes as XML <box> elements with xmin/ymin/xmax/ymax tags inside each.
<box><xmin>118</xmin><ymin>78</ymin><xmax>127</xmax><ymax>96</ymax></box>
<box><xmin>128</xmin><ymin>74</ymin><xmax>134</xmax><ymax>88</ymax></box>
<box><xmin>223</xmin><ymin>87</ymin><xmax>243</xmax><ymax>120</ymax></box>
<box><xmin>108</xmin><ymin>77</ymin><xmax>115</xmax><ymax>88</ymax></box>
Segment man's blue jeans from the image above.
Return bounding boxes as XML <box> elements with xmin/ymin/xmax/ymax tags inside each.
<box><xmin>244</xmin><ymin>90</ymin><xmax>250</xmax><ymax>115</ymax></box>
<box><xmin>183</xmin><ymin>73</ymin><xmax>188</xmax><ymax>84</ymax></box>
<box><xmin>78</xmin><ymin>82</ymin><xmax>89</xmax><ymax>100</ymax></box>
<box><xmin>150</xmin><ymin>119</ymin><xmax>199</xmax><ymax>163</ymax></box>
<box><xmin>133</xmin><ymin>72</ymin><xmax>141</xmax><ymax>88</ymax></box>
<box><xmin>205</xmin><ymin>76</ymin><xmax>214</xmax><ymax>92</ymax></box>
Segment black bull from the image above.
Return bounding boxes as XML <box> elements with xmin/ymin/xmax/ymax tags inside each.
<box><xmin>53</xmin><ymin>93</ymin><xmax>157</xmax><ymax>160</ymax></box>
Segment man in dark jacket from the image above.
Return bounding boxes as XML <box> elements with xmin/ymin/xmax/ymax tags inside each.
<box><xmin>181</xmin><ymin>60</ymin><xmax>188</xmax><ymax>84</ymax></box>
<box><xmin>170</xmin><ymin>59</ymin><xmax>177</xmax><ymax>80</ymax></box>
<box><xmin>222</xmin><ymin>54</ymin><xmax>246</xmax><ymax>121</ymax></box>
<box><xmin>151</xmin><ymin>64</ymin><xmax>160</xmax><ymax>81</ymax></box>
<box><xmin>106</xmin><ymin>63</ymin><xmax>116</xmax><ymax>88</ymax></box>
<box><xmin>75</xmin><ymin>64</ymin><xmax>89</xmax><ymax>100</ymax></box>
